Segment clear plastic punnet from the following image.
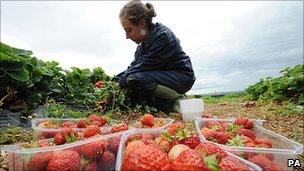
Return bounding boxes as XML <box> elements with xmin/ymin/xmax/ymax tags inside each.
<box><xmin>115</xmin><ymin>126</ymin><xmax>262</xmax><ymax>171</ymax></box>
<box><xmin>195</xmin><ymin>117</ymin><xmax>303</xmax><ymax>171</ymax></box>
<box><xmin>32</xmin><ymin>117</ymin><xmax>174</xmax><ymax>139</ymax></box>
<box><xmin>1</xmin><ymin>131</ymin><xmax>128</xmax><ymax>171</ymax></box>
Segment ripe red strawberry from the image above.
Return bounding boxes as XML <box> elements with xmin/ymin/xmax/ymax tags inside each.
<box><xmin>59</xmin><ymin>121</ymin><xmax>74</xmax><ymax>128</ymax></box>
<box><xmin>249</xmin><ymin>154</ymin><xmax>282</xmax><ymax>171</ymax></box>
<box><xmin>237</xmin><ymin>128</ymin><xmax>256</xmax><ymax>140</ymax></box>
<box><xmin>181</xmin><ymin>134</ymin><xmax>200</xmax><ymax>149</ymax></box>
<box><xmin>167</xmin><ymin>121</ymin><xmax>183</xmax><ymax>136</ymax></box>
<box><xmin>54</xmin><ymin>132</ymin><xmax>66</xmax><ymax>145</ymax></box>
<box><xmin>42</xmin><ymin>130</ymin><xmax>57</xmax><ymax>139</ymax></box>
<box><xmin>140</xmin><ymin>114</ymin><xmax>155</xmax><ymax>127</ymax></box>
<box><xmin>228</xmin><ymin>135</ymin><xmax>255</xmax><ymax>147</ymax></box>
<box><xmin>219</xmin><ymin>156</ymin><xmax>250</xmax><ymax>171</ymax></box>
<box><xmin>194</xmin><ymin>142</ymin><xmax>227</xmax><ymax>160</ymax></box>
<box><xmin>109</xmin><ymin>136</ymin><xmax>121</xmax><ymax>153</ymax></box>
<box><xmin>111</xmin><ymin>123</ymin><xmax>128</xmax><ymax>133</ymax></box>
<box><xmin>37</xmin><ymin>139</ymin><xmax>50</xmax><ymax>147</ymax></box>
<box><xmin>155</xmin><ymin>136</ymin><xmax>170</xmax><ymax>153</ymax></box>
<box><xmin>83</xmin><ymin>162</ymin><xmax>97</xmax><ymax>171</ymax></box>
<box><xmin>81</xmin><ymin>141</ymin><xmax>106</xmax><ymax>159</ymax></box>
<box><xmin>89</xmin><ymin>114</ymin><xmax>108</xmax><ymax>126</ymax></box>
<box><xmin>47</xmin><ymin>150</ymin><xmax>80</xmax><ymax>171</ymax></box>
<box><xmin>126</xmin><ymin>134</ymin><xmax>142</xmax><ymax>144</ymax></box>
<box><xmin>83</xmin><ymin>125</ymin><xmax>101</xmax><ymax>138</ymax></box>
<box><xmin>141</xmin><ymin>133</ymin><xmax>154</xmax><ymax>140</ymax></box>
<box><xmin>100</xmin><ymin>150</ymin><xmax>116</xmax><ymax>170</ymax></box>
<box><xmin>234</xmin><ymin>117</ymin><xmax>253</xmax><ymax>129</ymax></box>
<box><xmin>201</xmin><ymin>127</ymin><xmax>212</xmax><ymax>137</ymax></box>
<box><xmin>122</xmin><ymin>144</ymin><xmax>171</xmax><ymax>171</ymax></box>
<box><xmin>205</xmin><ymin>121</ymin><xmax>227</xmax><ymax>131</ymax></box>
<box><xmin>206</xmin><ymin>131</ymin><xmax>232</xmax><ymax>144</ymax></box>
<box><xmin>171</xmin><ymin>149</ymin><xmax>208</xmax><ymax>171</ymax></box>
<box><xmin>124</xmin><ymin>140</ymin><xmax>145</xmax><ymax>157</ymax></box>
<box><xmin>255</xmin><ymin>138</ymin><xmax>272</xmax><ymax>148</ymax></box>
<box><xmin>76</xmin><ymin>120</ymin><xmax>87</xmax><ymax>128</ymax></box>
<box><xmin>168</xmin><ymin>144</ymin><xmax>190</xmax><ymax>161</ymax></box>
<box><xmin>169</xmin><ymin>139</ymin><xmax>181</xmax><ymax>150</ymax></box>
<box><xmin>95</xmin><ymin>80</ymin><xmax>105</xmax><ymax>88</ymax></box>
<box><xmin>27</xmin><ymin>152</ymin><xmax>53</xmax><ymax>171</ymax></box>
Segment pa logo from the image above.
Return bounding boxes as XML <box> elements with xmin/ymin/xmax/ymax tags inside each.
<box><xmin>288</xmin><ymin>159</ymin><xmax>301</xmax><ymax>167</ymax></box>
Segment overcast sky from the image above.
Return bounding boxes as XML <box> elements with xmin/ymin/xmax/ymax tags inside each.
<box><xmin>1</xmin><ymin>1</ymin><xmax>303</xmax><ymax>94</ymax></box>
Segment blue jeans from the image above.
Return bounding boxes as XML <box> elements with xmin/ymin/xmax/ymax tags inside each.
<box><xmin>115</xmin><ymin>70</ymin><xmax>195</xmax><ymax>108</ymax></box>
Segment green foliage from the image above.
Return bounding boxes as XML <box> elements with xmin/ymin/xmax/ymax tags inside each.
<box><xmin>43</xmin><ymin>102</ymin><xmax>88</xmax><ymax>118</ymax></box>
<box><xmin>203</xmin><ymin>93</ymin><xmax>243</xmax><ymax>104</ymax></box>
<box><xmin>245</xmin><ymin>65</ymin><xmax>304</xmax><ymax>105</ymax></box>
<box><xmin>89</xmin><ymin>67</ymin><xmax>111</xmax><ymax>83</ymax></box>
<box><xmin>0</xmin><ymin>42</ymin><xmax>131</xmax><ymax>115</ymax></box>
<box><xmin>0</xmin><ymin>127</ymin><xmax>33</xmax><ymax>145</ymax></box>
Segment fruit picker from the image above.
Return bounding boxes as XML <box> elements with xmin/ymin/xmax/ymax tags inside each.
<box><xmin>113</xmin><ymin>0</ymin><xmax>196</xmax><ymax>113</ymax></box>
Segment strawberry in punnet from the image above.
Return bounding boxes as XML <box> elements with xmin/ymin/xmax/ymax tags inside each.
<box><xmin>227</xmin><ymin>135</ymin><xmax>255</xmax><ymax>147</ymax></box>
<box><xmin>111</xmin><ymin>123</ymin><xmax>128</xmax><ymax>133</ymax></box>
<box><xmin>122</xmin><ymin>144</ymin><xmax>171</xmax><ymax>171</ymax></box>
<box><xmin>59</xmin><ymin>121</ymin><xmax>74</xmax><ymax>128</ymax></box>
<box><xmin>126</xmin><ymin>134</ymin><xmax>142</xmax><ymax>144</ymax></box>
<box><xmin>109</xmin><ymin>136</ymin><xmax>121</xmax><ymax>153</ymax></box>
<box><xmin>219</xmin><ymin>156</ymin><xmax>250</xmax><ymax>171</ymax></box>
<box><xmin>76</xmin><ymin>119</ymin><xmax>87</xmax><ymax>128</ymax></box>
<box><xmin>254</xmin><ymin>138</ymin><xmax>272</xmax><ymax>148</ymax></box>
<box><xmin>100</xmin><ymin>150</ymin><xmax>116</xmax><ymax>170</ymax></box>
<box><xmin>124</xmin><ymin>140</ymin><xmax>145</xmax><ymax>157</ymax></box>
<box><xmin>201</xmin><ymin>127</ymin><xmax>212</xmax><ymax>137</ymax></box>
<box><xmin>47</xmin><ymin>150</ymin><xmax>80</xmax><ymax>171</ymax></box>
<box><xmin>237</xmin><ymin>128</ymin><xmax>256</xmax><ymax>140</ymax></box>
<box><xmin>83</xmin><ymin>125</ymin><xmax>101</xmax><ymax>138</ymax></box>
<box><xmin>234</xmin><ymin>117</ymin><xmax>253</xmax><ymax>129</ymax></box>
<box><xmin>205</xmin><ymin>121</ymin><xmax>228</xmax><ymax>131</ymax></box>
<box><xmin>181</xmin><ymin>134</ymin><xmax>200</xmax><ymax>149</ymax></box>
<box><xmin>140</xmin><ymin>113</ymin><xmax>155</xmax><ymax>127</ymax></box>
<box><xmin>155</xmin><ymin>136</ymin><xmax>171</xmax><ymax>153</ymax></box>
<box><xmin>37</xmin><ymin>139</ymin><xmax>50</xmax><ymax>147</ymax></box>
<box><xmin>83</xmin><ymin>162</ymin><xmax>97</xmax><ymax>171</ymax></box>
<box><xmin>168</xmin><ymin>144</ymin><xmax>190</xmax><ymax>161</ymax></box>
<box><xmin>167</xmin><ymin>121</ymin><xmax>183</xmax><ymax>136</ymax></box>
<box><xmin>54</xmin><ymin>132</ymin><xmax>66</xmax><ymax>145</ymax></box>
<box><xmin>37</xmin><ymin>121</ymin><xmax>57</xmax><ymax>128</ymax></box>
<box><xmin>81</xmin><ymin>141</ymin><xmax>106</xmax><ymax>159</ymax></box>
<box><xmin>141</xmin><ymin>133</ymin><xmax>154</xmax><ymax>140</ymax></box>
<box><xmin>171</xmin><ymin>149</ymin><xmax>208</xmax><ymax>171</ymax></box>
<box><xmin>89</xmin><ymin>114</ymin><xmax>108</xmax><ymax>126</ymax></box>
<box><xmin>27</xmin><ymin>152</ymin><xmax>53</xmax><ymax>171</ymax></box>
<box><xmin>169</xmin><ymin>139</ymin><xmax>180</xmax><ymax>150</ymax></box>
<box><xmin>194</xmin><ymin>142</ymin><xmax>227</xmax><ymax>160</ymax></box>
<box><xmin>206</xmin><ymin>130</ymin><xmax>232</xmax><ymax>144</ymax></box>
<box><xmin>249</xmin><ymin>154</ymin><xmax>282</xmax><ymax>171</ymax></box>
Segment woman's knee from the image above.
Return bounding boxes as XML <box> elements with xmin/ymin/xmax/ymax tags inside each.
<box><xmin>125</xmin><ymin>73</ymin><xmax>156</xmax><ymax>91</ymax></box>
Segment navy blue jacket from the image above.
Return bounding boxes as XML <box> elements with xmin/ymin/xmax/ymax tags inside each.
<box><xmin>125</xmin><ymin>22</ymin><xmax>195</xmax><ymax>76</ymax></box>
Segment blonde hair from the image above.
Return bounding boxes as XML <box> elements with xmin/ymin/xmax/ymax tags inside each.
<box><xmin>120</xmin><ymin>0</ymin><xmax>157</xmax><ymax>29</ymax></box>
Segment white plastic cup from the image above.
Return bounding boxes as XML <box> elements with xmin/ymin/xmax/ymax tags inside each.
<box><xmin>180</xmin><ymin>99</ymin><xmax>204</xmax><ymax>121</ymax></box>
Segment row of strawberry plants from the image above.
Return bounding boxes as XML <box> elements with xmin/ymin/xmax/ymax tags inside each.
<box><xmin>244</xmin><ymin>64</ymin><xmax>304</xmax><ymax>105</ymax></box>
<box><xmin>0</xmin><ymin>42</ymin><xmax>130</xmax><ymax>114</ymax></box>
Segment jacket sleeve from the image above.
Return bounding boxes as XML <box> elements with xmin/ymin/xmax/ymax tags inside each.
<box><xmin>126</xmin><ymin>34</ymin><xmax>174</xmax><ymax>75</ymax></box>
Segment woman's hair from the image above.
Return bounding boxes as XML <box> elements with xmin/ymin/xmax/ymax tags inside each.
<box><xmin>120</xmin><ymin>0</ymin><xmax>157</xmax><ymax>29</ymax></box>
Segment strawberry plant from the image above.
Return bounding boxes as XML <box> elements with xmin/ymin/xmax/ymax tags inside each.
<box><xmin>245</xmin><ymin>64</ymin><xmax>304</xmax><ymax>105</ymax></box>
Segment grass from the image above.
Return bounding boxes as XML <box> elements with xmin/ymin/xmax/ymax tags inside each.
<box><xmin>202</xmin><ymin>93</ymin><xmax>244</xmax><ymax>104</ymax></box>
